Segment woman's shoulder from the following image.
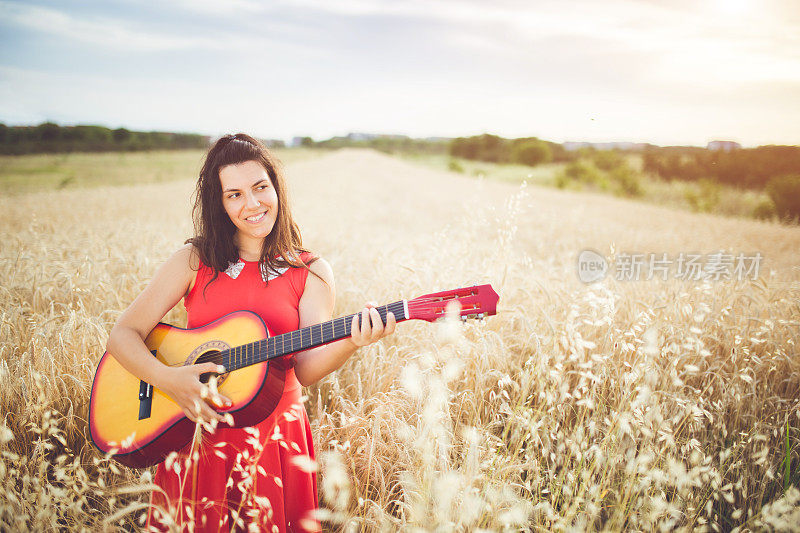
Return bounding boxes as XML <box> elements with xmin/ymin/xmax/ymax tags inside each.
<box><xmin>304</xmin><ymin>255</ymin><xmax>333</xmax><ymax>285</ymax></box>
<box><xmin>171</xmin><ymin>243</ymin><xmax>202</xmax><ymax>271</ymax></box>
<box><xmin>160</xmin><ymin>244</ymin><xmax>203</xmax><ymax>292</ymax></box>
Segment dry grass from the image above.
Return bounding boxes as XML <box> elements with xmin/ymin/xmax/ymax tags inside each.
<box><xmin>1</xmin><ymin>148</ymin><xmax>799</xmax><ymax>531</ymax></box>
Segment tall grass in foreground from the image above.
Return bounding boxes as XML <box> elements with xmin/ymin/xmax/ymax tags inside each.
<box><xmin>1</xmin><ymin>151</ymin><xmax>799</xmax><ymax>531</ymax></box>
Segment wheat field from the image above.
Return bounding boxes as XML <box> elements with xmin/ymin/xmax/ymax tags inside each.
<box><xmin>1</xmin><ymin>148</ymin><xmax>799</xmax><ymax>531</ymax></box>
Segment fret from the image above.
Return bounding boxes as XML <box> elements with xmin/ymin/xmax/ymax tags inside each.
<box><xmin>254</xmin><ymin>340</ymin><xmax>263</xmax><ymax>365</ymax></box>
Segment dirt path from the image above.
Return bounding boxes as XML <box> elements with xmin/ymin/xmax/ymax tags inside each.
<box><xmin>286</xmin><ymin>148</ymin><xmax>800</xmax><ymax>283</ymax></box>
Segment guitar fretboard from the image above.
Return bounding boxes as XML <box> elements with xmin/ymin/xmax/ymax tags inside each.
<box><xmin>219</xmin><ymin>301</ymin><xmax>406</xmax><ymax>373</ymax></box>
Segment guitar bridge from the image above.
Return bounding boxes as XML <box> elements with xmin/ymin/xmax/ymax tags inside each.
<box><xmin>138</xmin><ymin>350</ymin><xmax>157</xmax><ymax>420</ymax></box>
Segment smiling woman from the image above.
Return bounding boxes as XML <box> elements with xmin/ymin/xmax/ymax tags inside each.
<box><xmin>103</xmin><ymin>133</ymin><xmax>396</xmax><ymax>532</ymax></box>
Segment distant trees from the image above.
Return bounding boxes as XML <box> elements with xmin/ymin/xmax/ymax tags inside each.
<box><xmin>766</xmin><ymin>175</ymin><xmax>800</xmax><ymax>220</ymax></box>
<box><xmin>450</xmin><ymin>134</ymin><xmax>556</xmax><ymax>167</ymax></box>
<box><xmin>112</xmin><ymin>128</ymin><xmax>132</xmax><ymax>143</ymax></box>
<box><xmin>643</xmin><ymin>145</ymin><xmax>800</xmax><ymax>190</ymax></box>
<box><xmin>313</xmin><ymin>135</ymin><xmax>448</xmax><ymax>155</ymax></box>
<box><xmin>555</xmin><ymin>153</ymin><xmax>642</xmax><ymax>197</ymax></box>
<box><xmin>0</xmin><ymin>122</ymin><xmax>210</xmax><ymax>154</ymax></box>
<box><xmin>450</xmin><ymin>134</ymin><xmax>506</xmax><ymax>162</ymax></box>
<box><xmin>511</xmin><ymin>138</ymin><xmax>552</xmax><ymax>166</ymax></box>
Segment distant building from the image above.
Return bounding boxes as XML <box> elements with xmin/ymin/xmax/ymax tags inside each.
<box><xmin>707</xmin><ymin>140</ymin><xmax>741</xmax><ymax>152</ymax></box>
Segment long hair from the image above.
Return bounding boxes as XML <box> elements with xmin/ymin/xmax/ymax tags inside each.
<box><xmin>186</xmin><ymin>133</ymin><xmax>315</xmax><ymax>284</ymax></box>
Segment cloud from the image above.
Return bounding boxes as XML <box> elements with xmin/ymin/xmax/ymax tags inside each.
<box><xmin>0</xmin><ymin>1</ymin><xmax>209</xmax><ymax>51</ymax></box>
<box><xmin>0</xmin><ymin>0</ymin><xmax>317</xmax><ymax>54</ymax></box>
<box><xmin>277</xmin><ymin>0</ymin><xmax>800</xmax><ymax>88</ymax></box>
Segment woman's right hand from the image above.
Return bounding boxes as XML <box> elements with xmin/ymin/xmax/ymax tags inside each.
<box><xmin>158</xmin><ymin>363</ymin><xmax>232</xmax><ymax>427</ymax></box>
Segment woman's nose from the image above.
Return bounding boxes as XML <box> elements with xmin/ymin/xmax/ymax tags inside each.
<box><xmin>245</xmin><ymin>192</ymin><xmax>261</xmax><ymax>208</ymax></box>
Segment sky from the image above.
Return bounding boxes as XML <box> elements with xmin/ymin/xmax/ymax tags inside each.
<box><xmin>1</xmin><ymin>0</ymin><xmax>799</xmax><ymax>147</ymax></box>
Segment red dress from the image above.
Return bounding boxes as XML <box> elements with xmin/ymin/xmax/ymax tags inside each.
<box><xmin>147</xmin><ymin>252</ymin><xmax>320</xmax><ymax>532</ymax></box>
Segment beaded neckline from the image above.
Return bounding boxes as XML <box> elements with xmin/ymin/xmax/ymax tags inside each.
<box><xmin>224</xmin><ymin>259</ymin><xmax>289</xmax><ymax>282</ymax></box>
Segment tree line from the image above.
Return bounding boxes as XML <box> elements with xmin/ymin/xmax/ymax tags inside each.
<box><xmin>0</xmin><ymin>123</ymin><xmax>210</xmax><ymax>154</ymax></box>
<box><xmin>450</xmin><ymin>134</ymin><xmax>569</xmax><ymax>166</ymax></box>
<box><xmin>642</xmin><ymin>145</ymin><xmax>800</xmax><ymax>190</ymax></box>
<box><xmin>304</xmin><ymin>135</ymin><xmax>449</xmax><ymax>154</ymax></box>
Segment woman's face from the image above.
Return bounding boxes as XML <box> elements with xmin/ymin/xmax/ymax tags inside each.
<box><xmin>219</xmin><ymin>160</ymin><xmax>279</xmax><ymax>246</ymax></box>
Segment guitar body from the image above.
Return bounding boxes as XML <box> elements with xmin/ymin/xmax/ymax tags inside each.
<box><xmin>89</xmin><ymin>311</ymin><xmax>286</xmax><ymax>468</ymax></box>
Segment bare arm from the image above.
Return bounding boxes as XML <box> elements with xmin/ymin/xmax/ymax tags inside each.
<box><xmin>293</xmin><ymin>258</ymin><xmax>396</xmax><ymax>387</ymax></box>
<box><xmin>105</xmin><ymin>244</ymin><xmax>229</xmax><ymax>424</ymax></box>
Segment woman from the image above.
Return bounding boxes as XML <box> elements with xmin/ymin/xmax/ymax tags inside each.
<box><xmin>106</xmin><ymin>134</ymin><xmax>395</xmax><ymax>532</ymax></box>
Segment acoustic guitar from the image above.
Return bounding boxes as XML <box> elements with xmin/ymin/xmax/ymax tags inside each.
<box><xmin>89</xmin><ymin>284</ymin><xmax>499</xmax><ymax>468</ymax></box>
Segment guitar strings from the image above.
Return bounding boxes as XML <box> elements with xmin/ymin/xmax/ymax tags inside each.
<box><xmin>197</xmin><ymin>301</ymin><xmax>407</xmax><ymax>372</ymax></box>
<box><xmin>182</xmin><ymin>298</ymin><xmax>483</xmax><ymax>373</ymax></box>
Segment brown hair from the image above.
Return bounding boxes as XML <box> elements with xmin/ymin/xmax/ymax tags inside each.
<box><xmin>186</xmin><ymin>133</ymin><xmax>316</xmax><ymax>284</ymax></box>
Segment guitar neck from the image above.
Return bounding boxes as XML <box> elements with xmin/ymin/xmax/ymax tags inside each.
<box><xmin>220</xmin><ymin>300</ymin><xmax>408</xmax><ymax>373</ymax></box>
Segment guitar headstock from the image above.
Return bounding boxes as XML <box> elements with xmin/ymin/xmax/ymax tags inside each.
<box><xmin>406</xmin><ymin>284</ymin><xmax>499</xmax><ymax>322</ymax></box>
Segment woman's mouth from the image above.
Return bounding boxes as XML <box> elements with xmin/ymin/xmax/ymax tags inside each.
<box><xmin>245</xmin><ymin>211</ymin><xmax>267</xmax><ymax>223</ymax></box>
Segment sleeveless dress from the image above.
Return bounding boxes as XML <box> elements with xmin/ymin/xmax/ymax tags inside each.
<box><xmin>147</xmin><ymin>252</ymin><xmax>320</xmax><ymax>533</ymax></box>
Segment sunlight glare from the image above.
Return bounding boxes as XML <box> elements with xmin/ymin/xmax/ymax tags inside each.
<box><xmin>714</xmin><ymin>0</ymin><xmax>751</xmax><ymax>16</ymax></box>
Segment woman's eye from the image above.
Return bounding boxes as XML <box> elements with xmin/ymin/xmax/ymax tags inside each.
<box><xmin>257</xmin><ymin>185</ymin><xmax>268</xmax><ymax>190</ymax></box>
<box><xmin>228</xmin><ymin>193</ymin><xmax>240</xmax><ymax>199</ymax></box>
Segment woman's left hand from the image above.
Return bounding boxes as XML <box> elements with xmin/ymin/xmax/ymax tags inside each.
<box><xmin>350</xmin><ymin>302</ymin><xmax>396</xmax><ymax>347</ymax></box>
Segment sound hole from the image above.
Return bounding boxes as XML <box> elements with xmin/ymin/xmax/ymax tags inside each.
<box><xmin>195</xmin><ymin>350</ymin><xmax>224</xmax><ymax>384</ymax></box>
